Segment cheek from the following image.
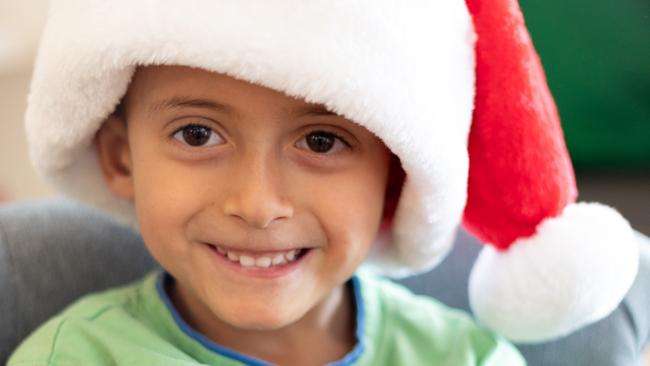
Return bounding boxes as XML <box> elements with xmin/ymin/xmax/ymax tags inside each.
<box><xmin>309</xmin><ymin>166</ymin><xmax>389</xmax><ymax>263</ymax></box>
<box><xmin>129</xmin><ymin>149</ymin><xmax>209</xmax><ymax>269</ymax></box>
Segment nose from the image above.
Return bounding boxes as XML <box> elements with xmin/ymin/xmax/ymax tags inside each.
<box><xmin>221</xmin><ymin>152</ymin><xmax>294</xmax><ymax>229</ymax></box>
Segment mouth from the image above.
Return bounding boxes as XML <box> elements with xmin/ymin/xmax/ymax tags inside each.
<box><xmin>204</xmin><ymin>243</ymin><xmax>313</xmax><ymax>277</ymax></box>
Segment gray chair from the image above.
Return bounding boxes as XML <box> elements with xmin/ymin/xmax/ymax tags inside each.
<box><xmin>1</xmin><ymin>199</ymin><xmax>649</xmax><ymax>365</ymax></box>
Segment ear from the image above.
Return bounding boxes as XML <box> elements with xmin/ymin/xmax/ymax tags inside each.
<box><xmin>381</xmin><ymin>152</ymin><xmax>405</xmax><ymax>226</ymax></box>
<box><xmin>94</xmin><ymin>115</ymin><xmax>134</xmax><ymax>200</ymax></box>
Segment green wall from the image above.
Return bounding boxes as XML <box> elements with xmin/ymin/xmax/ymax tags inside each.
<box><xmin>519</xmin><ymin>1</ymin><xmax>650</xmax><ymax>170</ymax></box>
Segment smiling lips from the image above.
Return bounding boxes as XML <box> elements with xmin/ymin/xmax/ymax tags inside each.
<box><xmin>210</xmin><ymin>244</ymin><xmax>308</xmax><ymax>269</ymax></box>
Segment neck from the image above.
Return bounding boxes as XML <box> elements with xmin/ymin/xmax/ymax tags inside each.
<box><xmin>167</xmin><ymin>278</ymin><xmax>357</xmax><ymax>365</ymax></box>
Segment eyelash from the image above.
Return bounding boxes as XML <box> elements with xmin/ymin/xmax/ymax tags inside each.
<box><xmin>172</xmin><ymin>124</ymin><xmax>224</xmax><ymax>147</ymax></box>
<box><xmin>171</xmin><ymin>123</ymin><xmax>352</xmax><ymax>154</ymax></box>
<box><xmin>298</xmin><ymin>130</ymin><xmax>351</xmax><ymax>154</ymax></box>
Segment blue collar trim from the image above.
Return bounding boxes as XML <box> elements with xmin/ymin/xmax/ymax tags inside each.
<box><xmin>156</xmin><ymin>273</ymin><xmax>366</xmax><ymax>366</ymax></box>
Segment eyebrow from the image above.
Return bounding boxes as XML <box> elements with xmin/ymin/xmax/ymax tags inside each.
<box><xmin>148</xmin><ymin>96</ymin><xmax>341</xmax><ymax>118</ymax></box>
<box><xmin>291</xmin><ymin>104</ymin><xmax>341</xmax><ymax>118</ymax></box>
<box><xmin>148</xmin><ymin>96</ymin><xmax>236</xmax><ymax>117</ymax></box>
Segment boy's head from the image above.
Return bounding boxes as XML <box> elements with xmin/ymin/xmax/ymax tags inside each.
<box><xmin>95</xmin><ymin>65</ymin><xmax>391</xmax><ymax>329</ymax></box>
<box><xmin>26</xmin><ymin>0</ymin><xmax>637</xmax><ymax>343</ymax></box>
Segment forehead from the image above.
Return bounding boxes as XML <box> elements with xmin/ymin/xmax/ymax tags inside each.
<box><xmin>125</xmin><ymin>65</ymin><xmax>341</xmax><ymax>119</ymax></box>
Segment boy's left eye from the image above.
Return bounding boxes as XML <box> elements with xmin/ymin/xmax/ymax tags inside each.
<box><xmin>296</xmin><ymin>131</ymin><xmax>350</xmax><ymax>154</ymax></box>
<box><xmin>172</xmin><ymin>124</ymin><xmax>224</xmax><ymax>147</ymax></box>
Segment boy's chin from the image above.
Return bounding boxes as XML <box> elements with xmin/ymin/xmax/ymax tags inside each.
<box><xmin>218</xmin><ymin>307</ymin><xmax>306</xmax><ymax>331</ymax></box>
<box><xmin>205</xmin><ymin>284</ymin><xmax>324</xmax><ymax>331</ymax></box>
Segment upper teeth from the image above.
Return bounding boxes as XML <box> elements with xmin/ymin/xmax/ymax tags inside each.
<box><xmin>216</xmin><ymin>246</ymin><xmax>301</xmax><ymax>268</ymax></box>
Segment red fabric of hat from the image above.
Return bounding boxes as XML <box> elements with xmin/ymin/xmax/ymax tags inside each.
<box><xmin>461</xmin><ymin>0</ymin><xmax>639</xmax><ymax>342</ymax></box>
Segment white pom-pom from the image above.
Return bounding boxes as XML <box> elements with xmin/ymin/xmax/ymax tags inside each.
<box><xmin>469</xmin><ymin>202</ymin><xmax>640</xmax><ymax>343</ymax></box>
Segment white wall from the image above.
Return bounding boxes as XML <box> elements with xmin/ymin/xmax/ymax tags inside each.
<box><xmin>0</xmin><ymin>0</ymin><xmax>55</xmax><ymax>200</ymax></box>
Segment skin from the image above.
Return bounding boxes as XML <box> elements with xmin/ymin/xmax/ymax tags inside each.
<box><xmin>95</xmin><ymin>65</ymin><xmax>391</xmax><ymax>365</ymax></box>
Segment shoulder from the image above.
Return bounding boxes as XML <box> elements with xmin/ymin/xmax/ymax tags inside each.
<box><xmin>356</xmin><ymin>272</ymin><xmax>526</xmax><ymax>366</ymax></box>
<box><xmin>7</xmin><ymin>271</ymin><xmax>183</xmax><ymax>366</ymax></box>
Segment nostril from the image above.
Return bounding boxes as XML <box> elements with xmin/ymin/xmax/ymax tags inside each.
<box><xmin>223</xmin><ymin>202</ymin><xmax>293</xmax><ymax>229</ymax></box>
<box><xmin>221</xmin><ymin>184</ymin><xmax>294</xmax><ymax>229</ymax></box>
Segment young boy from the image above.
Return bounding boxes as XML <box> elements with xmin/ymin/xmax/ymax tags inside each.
<box><xmin>9</xmin><ymin>0</ymin><xmax>639</xmax><ymax>365</ymax></box>
<box><xmin>9</xmin><ymin>65</ymin><xmax>527</xmax><ymax>366</ymax></box>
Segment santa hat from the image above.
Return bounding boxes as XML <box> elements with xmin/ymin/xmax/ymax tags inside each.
<box><xmin>27</xmin><ymin>0</ymin><xmax>638</xmax><ymax>343</ymax></box>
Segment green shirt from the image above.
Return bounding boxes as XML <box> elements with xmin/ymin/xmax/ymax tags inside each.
<box><xmin>9</xmin><ymin>271</ymin><xmax>525</xmax><ymax>365</ymax></box>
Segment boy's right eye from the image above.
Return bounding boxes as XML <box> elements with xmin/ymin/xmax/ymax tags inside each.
<box><xmin>172</xmin><ymin>124</ymin><xmax>224</xmax><ymax>147</ymax></box>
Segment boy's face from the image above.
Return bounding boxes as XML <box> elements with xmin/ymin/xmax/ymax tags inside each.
<box><xmin>96</xmin><ymin>65</ymin><xmax>390</xmax><ymax>331</ymax></box>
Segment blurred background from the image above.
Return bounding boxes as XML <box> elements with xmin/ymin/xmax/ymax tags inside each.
<box><xmin>0</xmin><ymin>0</ymin><xmax>648</xmax><ymax>362</ymax></box>
<box><xmin>0</xmin><ymin>1</ymin><xmax>52</xmax><ymax>201</ymax></box>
